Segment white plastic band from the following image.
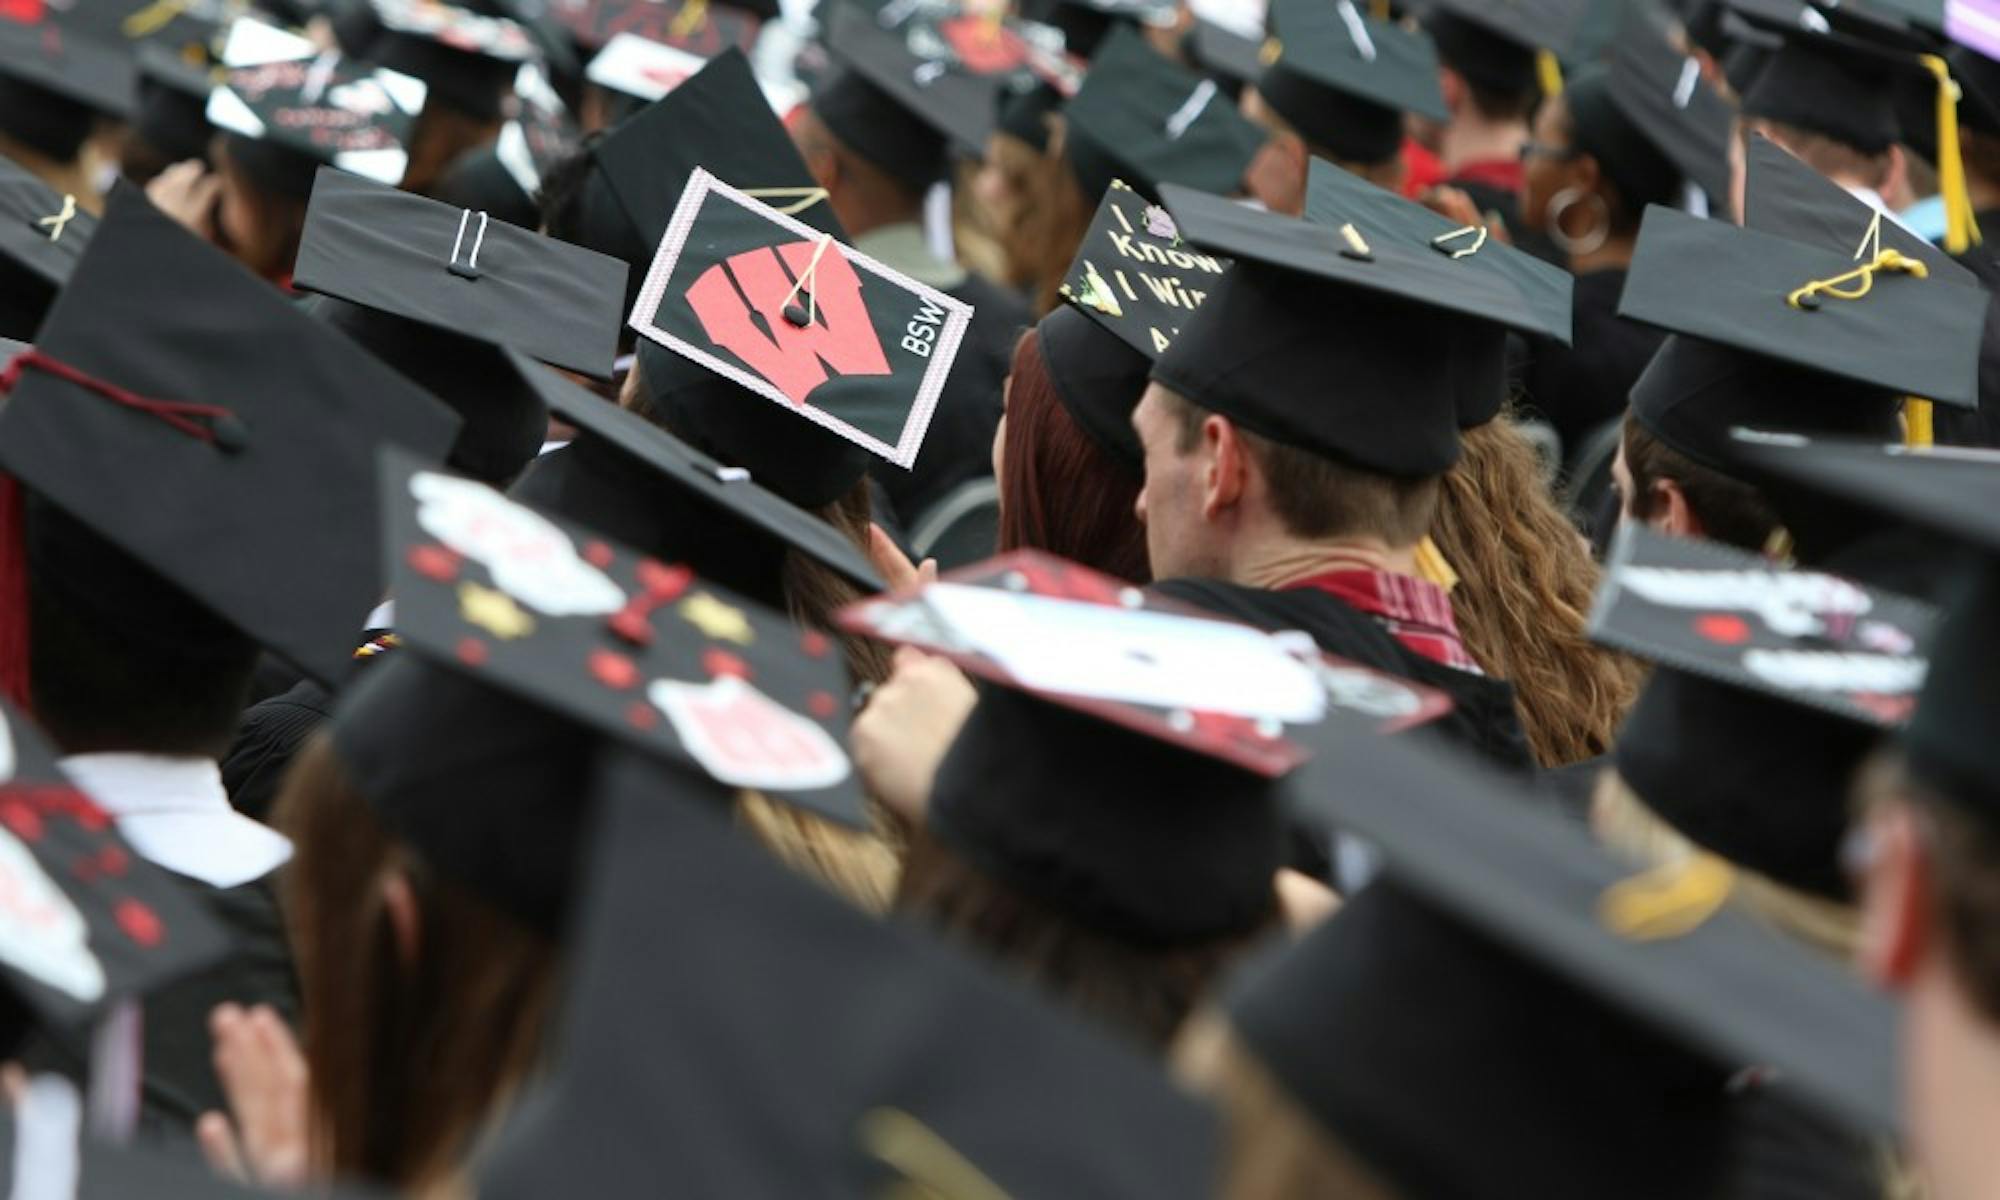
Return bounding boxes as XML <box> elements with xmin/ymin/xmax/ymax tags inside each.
<box><xmin>1336</xmin><ymin>0</ymin><xmax>1377</xmax><ymax>62</ymax></box>
<box><xmin>1165</xmin><ymin>79</ymin><xmax>1218</xmax><ymax>140</ymax></box>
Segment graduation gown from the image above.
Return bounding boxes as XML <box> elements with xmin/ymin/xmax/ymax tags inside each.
<box><xmin>1511</xmin><ymin>268</ymin><xmax>1666</xmax><ymax>465</ymax></box>
<box><xmin>1932</xmin><ymin>208</ymin><xmax>2000</xmax><ymax>449</ymax></box>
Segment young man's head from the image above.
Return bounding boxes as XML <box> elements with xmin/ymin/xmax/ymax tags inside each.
<box><xmin>1132</xmin><ymin>382</ymin><xmax>1440</xmax><ymax>580</ymax></box>
<box><xmin>1734</xmin><ymin>23</ymin><xmax>1905</xmax><ymax>198</ymax></box>
<box><xmin>790</xmin><ymin>100</ymin><xmax>939</xmax><ymax>239</ymax></box>
<box><xmin>1420</xmin><ymin>9</ymin><xmax>1541</xmax><ymax>132</ymax></box>
<box><xmin>1612</xmin><ymin>407</ymin><xmax>1782</xmax><ymax>549</ymax></box>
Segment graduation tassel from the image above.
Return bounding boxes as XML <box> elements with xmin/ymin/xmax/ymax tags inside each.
<box><xmin>1412</xmin><ymin>536</ymin><xmax>1459</xmax><ymax>592</ymax></box>
<box><xmin>1536</xmin><ymin>49</ymin><xmax>1563</xmax><ymax>97</ymax></box>
<box><xmin>1909</xmin><ymin>52</ymin><xmax>1980</xmax><ymax>448</ymax></box>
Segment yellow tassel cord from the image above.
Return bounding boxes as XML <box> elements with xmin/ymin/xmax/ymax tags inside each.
<box><xmin>1785</xmin><ymin>248</ymin><xmax>1929</xmax><ymax>310</ymax></box>
<box><xmin>1908</xmin><ymin>53</ymin><xmax>1982</xmax><ymax>446</ymax></box>
<box><xmin>1369</xmin><ymin>0</ymin><xmax>1390</xmax><ymax>20</ymax></box>
<box><xmin>859</xmin><ymin>1108</ymin><xmax>1013</xmax><ymax>1200</ymax></box>
<box><xmin>1536</xmin><ymin>49</ymin><xmax>1563</xmax><ymax>97</ymax></box>
<box><xmin>1412</xmin><ymin>536</ymin><xmax>1459</xmax><ymax>592</ymax></box>
<box><xmin>1599</xmin><ymin>854</ymin><xmax>1736</xmax><ymax>942</ymax></box>
<box><xmin>740</xmin><ymin>186</ymin><xmax>831</xmax><ymax>217</ymax></box>
<box><xmin>667</xmin><ymin>0</ymin><xmax>709</xmax><ymax>40</ymax></box>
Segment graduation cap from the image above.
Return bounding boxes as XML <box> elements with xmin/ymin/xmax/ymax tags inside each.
<box><xmin>837</xmin><ymin>548</ymin><xmax>1452</xmax><ymax>944</ymax></box>
<box><xmin>1188</xmin><ymin>17</ymin><xmax>1266</xmax><ymax>84</ymax></box>
<box><xmin>1261</xmin><ymin>720</ymin><xmax>1901</xmax><ymax>1186</ymax></box>
<box><xmin>1946</xmin><ymin>0</ymin><xmax>2000</xmax><ymax>134</ymax></box>
<box><xmin>350</xmin><ymin>0</ymin><xmax>536</xmax><ymax>121</ymax></box>
<box><xmin>479</xmin><ymin>748</ymin><xmax>1218</xmax><ymax>1198</ymax></box>
<box><xmin>1149</xmin><ymin>180</ymin><xmax>1566</xmax><ymax>475</ymax></box>
<box><xmin>550</xmin><ymin>0</ymin><xmax>763</xmax><ymax>53</ymax></box>
<box><xmin>1734</xmin><ymin>0</ymin><xmax>1912</xmax><ymax>152</ymax></box>
<box><xmin>505</xmin><ymin>348</ymin><xmax>886</xmax><ymax>591</ymax></box>
<box><xmin>0</xmin><ymin>17</ymin><xmax>138</xmax><ymax>121</ymax></box>
<box><xmin>0</xmin><ymin>699</ymin><xmax>233</xmax><ymax>1032</ymax></box>
<box><xmin>812</xmin><ymin>1</ymin><xmax>996</xmax><ymax>185</ymax></box>
<box><xmin>49</xmin><ymin>0</ymin><xmax>221</xmax><ymax>55</ymax></box>
<box><xmin>1619</xmin><ymin>205</ymin><xmax>1988</xmax><ymax>469</ymax></box>
<box><xmin>1422</xmin><ymin>0</ymin><xmax>1588</xmax><ymax>94</ymax></box>
<box><xmin>1057</xmin><ymin>179</ymin><xmax>1231</xmax><ymax>359</ymax></box>
<box><xmin>0</xmin><ymin>156</ymin><xmax>97</xmax><ymax>343</ymax></box>
<box><xmin>1255</xmin><ymin>0</ymin><xmax>1448</xmax><ymax>165</ymax></box>
<box><xmin>1741</xmin><ymin>134</ymin><xmax>1974</xmax><ymax>285</ymax></box>
<box><xmin>131</xmin><ymin>44</ymin><xmax>221</xmax><ymax>168</ymax></box>
<box><xmin>341</xmin><ymin>449</ymin><xmax>864</xmax><ymax>930</ymax></box>
<box><xmin>1564</xmin><ymin>20</ymin><xmax>1733</xmax><ymax>204</ymax></box>
<box><xmin>0</xmin><ymin>186</ymin><xmax>461</xmax><ymax>689</ymax></box>
<box><xmin>431</xmin><ymin>61</ymin><xmax>578</xmax><ymax>230</ymax></box>
<box><xmin>1062</xmin><ymin>25</ymin><xmax>1269</xmax><ymax>204</ymax></box>
<box><xmin>206</xmin><ymin>17</ymin><xmax>427</xmax><ymax>195</ymax></box>
<box><xmin>628</xmin><ymin>168</ymin><xmax>972</xmax><ymax>477</ymax></box>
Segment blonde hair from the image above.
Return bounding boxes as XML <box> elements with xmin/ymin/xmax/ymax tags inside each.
<box><xmin>733</xmin><ymin>789</ymin><xmax>903</xmax><ymax>914</ymax></box>
<box><xmin>1431</xmin><ymin>417</ymin><xmax>1645</xmax><ymax>766</ymax></box>
<box><xmin>1172</xmin><ymin>1010</ymin><xmax>1402</xmax><ymax>1200</ymax></box>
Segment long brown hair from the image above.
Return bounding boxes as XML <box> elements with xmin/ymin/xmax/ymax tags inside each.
<box><xmin>400</xmin><ymin>107</ymin><xmax>502</xmax><ymax>198</ymax></box>
<box><xmin>272</xmin><ymin>734</ymin><xmax>560</xmax><ymax>1192</ymax></box>
<box><xmin>214</xmin><ymin>136</ymin><xmax>308</xmax><ymax>284</ymax></box>
<box><xmin>1431</xmin><ymin>416</ymin><xmax>1644</xmax><ymax>766</ymax></box>
<box><xmin>1019</xmin><ymin>120</ymin><xmax>1097</xmax><ymax>317</ymax></box>
<box><xmin>997</xmin><ymin>329</ymin><xmax>1150</xmax><ymax>582</ymax></box>
<box><xmin>894</xmin><ymin>830</ymin><xmax>1273</xmax><ymax>1052</ymax></box>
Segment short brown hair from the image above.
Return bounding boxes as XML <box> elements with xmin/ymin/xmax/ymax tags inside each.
<box><xmin>1158</xmin><ymin>389</ymin><xmax>1440</xmax><ymax>546</ymax></box>
<box><xmin>1746</xmin><ymin>118</ymin><xmax>1892</xmax><ymax>190</ymax></box>
<box><xmin>1620</xmin><ymin>409</ymin><xmax>1782</xmax><ymax>552</ymax></box>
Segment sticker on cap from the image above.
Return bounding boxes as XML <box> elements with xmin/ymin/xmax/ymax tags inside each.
<box><xmin>649</xmin><ymin>675</ymin><xmax>851</xmax><ymax>791</ymax></box>
<box><xmin>411</xmin><ymin>470</ymin><xmax>626</xmax><ymax>616</ymax></box>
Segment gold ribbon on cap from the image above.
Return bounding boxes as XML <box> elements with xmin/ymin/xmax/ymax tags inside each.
<box><xmin>1536</xmin><ymin>49</ymin><xmax>1563</xmax><ymax>97</ymax></box>
<box><xmin>742</xmin><ymin>186</ymin><xmax>832</xmax><ymax>216</ymax></box>
<box><xmin>1412</xmin><ymin>536</ymin><xmax>1459</xmax><ymax>592</ymax></box>
<box><xmin>668</xmin><ymin>0</ymin><xmax>710</xmax><ymax>40</ymax></box>
<box><xmin>859</xmin><ymin>1107</ymin><xmax>1013</xmax><ymax>1200</ymax></box>
<box><xmin>1599</xmin><ymin>854</ymin><xmax>1736</xmax><ymax>941</ymax></box>
<box><xmin>36</xmin><ymin>195</ymin><xmax>77</xmax><ymax>242</ymax></box>
<box><xmin>121</xmin><ymin>0</ymin><xmax>188</xmax><ymax>38</ymax></box>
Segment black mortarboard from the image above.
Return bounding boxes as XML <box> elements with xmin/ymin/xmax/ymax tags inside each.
<box><xmin>0</xmin><ymin>156</ymin><xmax>96</xmax><ymax>342</ymax></box>
<box><xmin>132</xmin><ymin>45</ymin><xmax>220</xmax><ymax>167</ymax></box>
<box><xmin>206</xmin><ymin>18</ymin><xmax>427</xmax><ymax>196</ymax></box>
<box><xmin>1737</xmin><ymin>1</ymin><xmax>1908</xmax><ymax>152</ymax></box>
<box><xmin>1620</xmin><ymin>205</ymin><xmax>1987</xmax><ymax>469</ymax></box>
<box><xmin>1150</xmin><ymin>181</ymin><xmax>1563</xmax><ymax>474</ymax></box>
<box><xmin>1257</xmin><ymin>0</ymin><xmax>1447</xmax><ymax>164</ymax></box>
<box><xmin>565</xmin><ymin>49</ymin><xmax>839</xmax><ymax>315</ymax></box>
<box><xmin>354</xmin><ymin>0</ymin><xmax>535</xmax><ymax>121</ymax></box>
<box><xmin>1564</xmin><ymin>23</ymin><xmax>1733</xmax><ymax>206</ymax></box>
<box><xmin>431</xmin><ymin>64</ymin><xmax>578</xmax><ymax>229</ymax></box>
<box><xmin>1422</xmin><ymin>0</ymin><xmax>1585</xmax><ymax>94</ymax></box>
<box><xmin>0</xmin><ymin>698</ymin><xmax>232</xmax><ymax>1032</ymax></box>
<box><xmin>506</xmin><ymin>349</ymin><xmax>886</xmax><ymax>591</ymax></box>
<box><xmin>480</xmin><ymin>749</ymin><xmax>1217</xmax><ymax>1198</ymax></box>
<box><xmin>0</xmin><ymin>187</ymin><xmax>461</xmax><ymax>688</ymax></box>
<box><xmin>1058</xmin><ymin>179</ymin><xmax>1230</xmax><ymax>354</ymax></box>
<box><xmin>1593</xmin><ymin>524</ymin><xmax>1938</xmax><ymax>899</ymax></box>
<box><xmin>1062</xmin><ymin>25</ymin><xmax>1268</xmax><ymax>203</ymax></box>
<box><xmin>551</xmin><ymin>0</ymin><xmax>763</xmax><ymax>53</ymax></box>
<box><xmin>0</xmin><ymin>17</ymin><xmax>137</xmax><ymax>120</ymax></box>
<box><xmin>1036</xmin><ymin>305</ymin><xmax>1151</xmax><ymax>476</ymax></box>
<box><xmin>1189</xmin><ymin>18</ymin><xmax>1265</xmax><ymax>85</ymax></box>
<box><xmin>1742</xmin><ymin>134</ymin><xmax>1974</xmax><ymax>283</ymax></box>
<box><xmin>628</xmin><ymin>169</ymin><xmax>972</xmax><ymax>500</ymax></box>
<box><xmin>338</xmin><ymin>450</ymin><xmax>863</xmax><ymax>930</ymax></box>
<box><xmin>837</xmin><ymin>547</ymin><xmax>1452</xmax><ymax>943</ymax></box>
<box><xmin>1260</xmin><ymin>723</ymin><xmax>1902</xmax><ymax>1188</ymax></box>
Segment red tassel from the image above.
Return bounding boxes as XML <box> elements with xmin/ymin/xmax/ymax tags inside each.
<box><xmin>0</xmin><ymin>473</ymin><xmax>30</xmax><ymax>713</ymax></box>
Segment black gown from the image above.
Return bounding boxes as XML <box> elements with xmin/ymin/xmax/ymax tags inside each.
<box><xmin>1511</xmin><ymin>268</ymin><xmax>1666</xmax><ymax>467</ymax></box>
<box><xmin>1932</xmin><ymin>208</ymin><xmax>2000</xmax><ymax>449</ymax></box>
<box><xmin>19</xmin><ymin>870</ymin><xmax>298</xmax><ymax>1139</ymax></box>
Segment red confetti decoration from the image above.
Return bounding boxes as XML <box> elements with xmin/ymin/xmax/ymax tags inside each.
<box><xmin>407</xmin><ymin>543</ymin><xmax>463</xmax><ymax>582</ymax></box>
<box><xmin>590</xmin><ymin>649</ymin><xmax>640</xmax><ymax>690</ymax></box>
<box><xmin>97</xmin><ymin>845</ymin><xmax>128</xmax><ymax>878</ymax></box>
<box><xmin>636</xmin><ymin>559</ymin><xmax>692</xmax><ymax>600</ymax></box>
<box><xmin>0</xmin><ymin>801</ymin><xmax>42</xmax><ymax>843</ymax></box>
<box><xmin>1693</xmin><ymin>614</ymin><xmax>1752</xmax><ymax>645</ymax></box>
<box><xmin>808</xmin><ymin>690</ymin><xmax>838</xmax><ymax>718</ymax></box>
<box><xmin>608</xmin><ymin>608</ymin><xmax>654</xmax><ymax>647</ymax></box>
<box><xmin>626</xmin><ymin>701</ymin><xmax>658</xmax><ymax>730</ymax></box>
<box><xmin>799</xmin><ymin>630</ymin><xmax>830</xmax><ymax>659</ymax></box>
<box><xmin>583</xmin><ymin>540</ymin><xmax>615</xmax><ymax>568</ymax></box>
<box><xmin>703</xmin><ymin>648</ymin><xmax>750</xmax><ymax>679</ymax></box>
<box><xmin>456</xmin><ymin>636</ymin><xmax>490</xmax><ymax>666</ymax></box>
<box><xmin>116</xmin><ymin>899</ymin><xmax>163</xmax><ymax>948</ymax></box>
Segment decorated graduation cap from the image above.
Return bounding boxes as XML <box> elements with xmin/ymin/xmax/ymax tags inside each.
<box><xmin>479</xmin><ymin>748</ymin><xmax>1218</xmax><ymax>1198</ymax></box>
<box><xmin>0</xmin><ymin>699</ymin><xmax>232</xmax><ymax>1033</ymax></box>
<box><xmin>1562</xmin><ymin>20</ymin><xmax>1733</xmax><ymax>206</ymax></box>
<box><xmin>1299</xmin><ymin>155</ymin><xmax>1570</xmax><ymax>427</ymax></box>
<box><xmin>628</xmin><ymin>168</ymin><xmax>972</xmax><ymax>500</ymax></box>
<box><xmin>838</xmin><ymin>549</ymin><xmax>1452</xmax><ymax>944</ymax></box>
<box><xmin>0</xmin><ymin>17</ymin><xmax>137</xmax><ymax>122</ymax></box>
<box><xmin>357</xmin><ymin>0</ymin><xmax>535</xmax><ymax>120</ymax></box>
<box><xmin>1151</xmin><ymin>180</ymin><xmax>1568</xmax><ymax>476</ymax></box>
<box><xmin>291</xmin><ymin>166</ymin><xmax>626</xmax><ymax>481</ymax></box>
<box><xmin>584</xmin><ymin>30</ymin><xmax>723</xmax><ymax>101</ymax></box>
<box><xmin>206</xmin><ymin>17</ymin><xmax>427</xmax><ymax>196</ymax></box>
<box><xmin>335</xmin><ymin>448</ymin><xmax>864</xmax><ymax>930</ymax></box>
<box><xmin>1592</xmin><ymin>523</ymin><xmax>1937</xmax><ymax>898</ymax></box>
<box><xmin>505</xmin><ymin>349</ymin><xmax>885</xmax><ymax>592</ymax></box>
<box><xmin>0</xmin><ymin>156</ymin><xmax>96</xmax><ymax>343</ymax></box>
<box><xmin>431</xmin><ymin>62</ymin><xmax>578</xmax><ymax>230</ymax></box>
<box><xmin>1062</xmin><ymin>25</ymin><xmax>1268</xmax><ymax>203</ymax></box>
<box><xmin>1189</xmin><ymin>18</ymin><xmax>1266</xmax><ymax>85</ymax></box>
<box><xmin>0</xmin><ymin>186</ymin><xmax>461</xmax><ymax>690</ymax></box>
<box><xmin>1251</xmin><ymin>719</ymin><xmax>1901</xmax><ymax>1200</ymax></box>
<box><xmin>550</xmin><ymin>0</ymin><xmax>764</xmax><ymax>53</ymax></box>
<box><xmin>1619</xmin><ymin>205</ymin><xmax>1988</xmax><ymax>470</ymax></box>
<box><xmin>1255</xmin><ymin>0</ymin><xmax>1447</xmax><ymax>165</ymax></box>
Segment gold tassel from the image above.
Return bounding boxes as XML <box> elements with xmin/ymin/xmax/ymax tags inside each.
<box><xmin>1599</xmin><ymin>854</ymin><xmax>1736</xmax><ymax>942</ymax></box>
<box><xmin>1413</xmin><ymin>535</ymin><xmax>1459</xmax><ymax>592</ymax></box>
<box><xmin>1536</xmin><ymin>49</ymin><xmax>1563</xmax><ymax>97</ymax></box>
<box><xmin>1921</xmin><ymin>54</ymin><xmax>1981</xmax><ymax>255</ymax></box>
<box><xmin>1906</xmin><ymin>397</ymin><xmax>1936</xmax><ymax>447</ymax></box>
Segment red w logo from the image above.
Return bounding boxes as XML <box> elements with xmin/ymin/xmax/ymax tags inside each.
<box><xmin>685</xmin><ymin>240</ymin><xmax>892</xmax><ymax>407</ymax></box>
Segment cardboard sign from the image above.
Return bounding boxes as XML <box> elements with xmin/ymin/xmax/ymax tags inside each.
<box><xmin>206</xmin><ymin>19</ymin><xmax>426</xmax><ymax>184</ymax></box>
<box><xmin>1059</xmin><ymin>179</ymin><xmax>1229</xmax><ymax>356</ymax></box>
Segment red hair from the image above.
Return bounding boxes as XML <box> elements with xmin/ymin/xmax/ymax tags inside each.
<box><xmin>997</xmin><ymin>329</ymin><xmax>1150</xmax><ymax>583</ymax></box>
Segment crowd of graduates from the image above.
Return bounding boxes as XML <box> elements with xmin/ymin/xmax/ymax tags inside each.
<box><xmin>3</xmin><ymin>0</ymin><xmax>2000</xmax><ymax>1194</ymax></box>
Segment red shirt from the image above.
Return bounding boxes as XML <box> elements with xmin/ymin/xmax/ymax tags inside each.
<box><xmin>1447</xmin><ymin>157</ymin><xmax>1526</xmax><ymax>196</ymax></box>
<box><xmin>1284</xmin><ymin>569</ymin><xmax>1484</xmax><ymax>675</ymax></box>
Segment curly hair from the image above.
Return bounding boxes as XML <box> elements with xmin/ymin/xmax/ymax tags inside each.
<box><xmin>1431</xmin><ymin>416</ymin><xmax>1645</xmax><ymax>766</ymax></box>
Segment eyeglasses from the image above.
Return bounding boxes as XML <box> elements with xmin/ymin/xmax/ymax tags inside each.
<box><xmin>1519</xmin><ymin>140</ymin><xmax>1582</xmax><ymax>162</ymax></box>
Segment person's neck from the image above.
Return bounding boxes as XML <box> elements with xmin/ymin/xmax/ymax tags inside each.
<box><xmin>1233</xmin><ymin>536</ymin><xmax>1421</xmax><ymax>591</ymax></box>
<box><xmin>1440</xmin><ymin>115</ymin><xmax>1526</xmax><ymax>175</ymax></box>
<box><xmin>0</xmin><ymin>135</ymin><xmax>100</xmax><ymax>214</ymax></box>
<box><xmin>1907</xmin><ymin>966</ymin><xmax>2000</xmax><ymax>1200</ymax></box>
<box><xmin>1567</xmin><ymin>230</ymin><xmax>1636</xmax><ymax>275</ymax></box>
